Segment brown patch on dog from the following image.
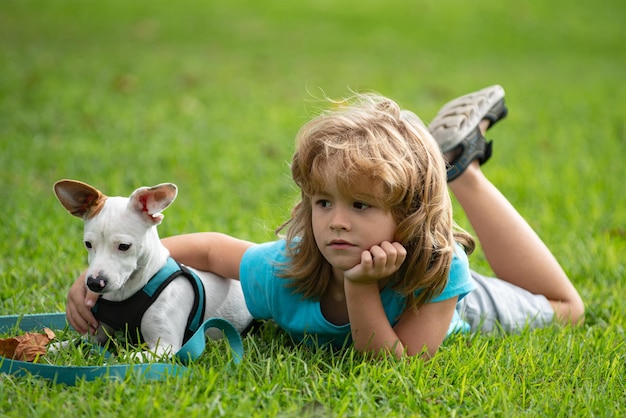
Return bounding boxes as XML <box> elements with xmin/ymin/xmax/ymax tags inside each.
<box><xmin>76</xmin><ymin>190</ymin><xmax>107</xmax><ymax>219</ymax></box>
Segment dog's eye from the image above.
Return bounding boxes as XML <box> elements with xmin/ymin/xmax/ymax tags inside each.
<box><xmin>118</xmin><ymin>243</ymin><xmax>132</xmax><ymax>251</ymax></box>
<box><xmin>84</xmin><ymin>241</ymin><xmax>92</xmax><ymax>249</ymax></box>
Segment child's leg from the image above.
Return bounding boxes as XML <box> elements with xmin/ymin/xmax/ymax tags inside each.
<box><xmin>449</xmin><ymin>142</ymin><xmax>584</xmax><ymax>325</ymax></box>
<box><xmin>428</xmin><ymin>86</ymin><xmax>584</xmax><ymax>326</ymax></box>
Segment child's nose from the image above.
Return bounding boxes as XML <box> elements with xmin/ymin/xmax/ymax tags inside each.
<box><xmin>330</xmin><ymin>207</ymin><xmax>350</xmax><ymax>230</ymax></box>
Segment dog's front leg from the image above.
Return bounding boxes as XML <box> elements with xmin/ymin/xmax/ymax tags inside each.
<box><xmin>129</xmin><ymin>345</ymin><xmax>174</xmax><ymax>363</ymax></box>
<box><xmin>137</xmin><ymin>281</ymin><xmax>194</xmax><ymax>361</ymax></box>
<box><xmin>131</xmin><ymin>328</ymin><xmax>179</xmax><ymax>362</ymax></box>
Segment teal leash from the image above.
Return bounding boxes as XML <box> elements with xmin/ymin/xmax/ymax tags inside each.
<box><xmin>0</xmin><ymin>312</ymin><xmax>244</xmax><ymax>385</ymax></box>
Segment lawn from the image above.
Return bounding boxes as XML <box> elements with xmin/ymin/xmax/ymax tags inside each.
<box><xmin>0</xmin><ymin>0</ymin><xmax>624</xmax><ymax>416</ymax></box>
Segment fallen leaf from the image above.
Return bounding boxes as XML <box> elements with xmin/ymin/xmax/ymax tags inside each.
<box><xmin>43</xmin><ymin>328</ymin><xmax>56</xmax><ymax>339</ymax></box>
<box><xmin>0</xmin><ymin>337</ymin><xmax>20</xmax><ymax>358</ymax></box>
<box><xmin>0</xmin><ymin>328</ymin><xmax>56</xmax><ymax>362</ymax></box>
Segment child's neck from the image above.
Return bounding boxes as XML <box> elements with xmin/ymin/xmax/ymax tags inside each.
<box><xmin>320</xmin><ymin>279</ymin><xmax>349</xmax><ymax>325</ymax></box>
<box><xmin>320</xmin><ymin>272</ymin><xmax>392</xmax><ymax>325</ymax></box>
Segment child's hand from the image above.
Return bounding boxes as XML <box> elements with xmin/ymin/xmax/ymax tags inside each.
<box><xmin>66</xmin><ymin>272</ymin><xmax>100</xmax><ymax>335</ymax></box>
<box><xmin>344</xmin><ymin>241</ymin><xmax>407</xmax><ymax>284</ymax></box>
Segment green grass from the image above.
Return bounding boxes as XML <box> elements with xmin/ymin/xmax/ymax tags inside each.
<box><xmin>1</xmin><ymin>0</ymin><xmax>625</xmax><ymax>415</ymax></box>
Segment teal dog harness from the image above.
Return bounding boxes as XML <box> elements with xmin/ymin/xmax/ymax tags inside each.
<box><xmin>91</xmin><ymin>257</ymin><xmax>206</xmax><ymax>345</ymax></box>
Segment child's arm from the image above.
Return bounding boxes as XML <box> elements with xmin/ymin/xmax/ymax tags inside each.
<box><xmin>343</xmin><ymin>241</ymin><xmax>456</xmax><ymax>358</ymax></box>
<box><xmin>162</xmin><ymin>232</ymin><xmax>255</xmax><ymax>280</ymax></box>
<box><xmin>390</xmin><ymin>297</ymin><xmax>457</xmax><ymax>357</ymax></box>
<box><xmin>345</xmin><ymin>281</ymin><xmax>456</xmax><ymax>358</ymax></box>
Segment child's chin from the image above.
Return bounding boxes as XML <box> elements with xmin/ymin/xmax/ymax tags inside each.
<box><xmin>329</xmin><ymin>260</ymin><xmax>361</xmax><ymax>274</ymax></box>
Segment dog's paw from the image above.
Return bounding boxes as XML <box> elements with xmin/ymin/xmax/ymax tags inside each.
<box><xmin>46</xmin><ymin>339</ymin><xmax>72</xmax><ymax>354</ymax></box>
<box><xmin>127</xmin><ymin>347</ymin><xmax>172</xmax><ymax>363</ymax></box>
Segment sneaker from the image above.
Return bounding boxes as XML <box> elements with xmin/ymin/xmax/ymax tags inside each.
<box><xmin>428</xmin><ymin>85</ymin><xmax>508</xmax><ymax>181</ymax></box>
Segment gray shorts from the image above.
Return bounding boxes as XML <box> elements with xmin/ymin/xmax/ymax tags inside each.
<box><xmin>457</xmin><ymin>270</ymin><xmax>555</xmax><ymax>334</ymax></box>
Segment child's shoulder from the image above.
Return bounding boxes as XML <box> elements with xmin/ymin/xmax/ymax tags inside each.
<box><xmin>452</xmin><ymin>242</ymin><xmax>470</xmax><ymax>266</ymax></box>
<box><xmin>447</xmin><ymin>243</ymin><xmax>474</xmax><ymax>292</ymax></box>
<box><xmin>241</xmin><ymin>239</ymin><xmax>290</xmax><ymax>265</ymax></box>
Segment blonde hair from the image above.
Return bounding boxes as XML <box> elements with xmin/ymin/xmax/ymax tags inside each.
<box><xmin>277</xmin><ymin>93</ymin><xmax>474</xmax><ymax>311</ymax></box>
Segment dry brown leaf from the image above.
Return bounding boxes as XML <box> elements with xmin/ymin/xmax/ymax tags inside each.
<box><xmin>0</xmin><ymin>328</ymin><xmax>56</xmax><ymax>363</ymax></box>
<box><xmin>0</xmin><ymin>337</ymin><xmax>20</xmax><ymax>358</ymax></box>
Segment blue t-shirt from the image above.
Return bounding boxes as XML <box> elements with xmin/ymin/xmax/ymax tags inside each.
<box><xmin>240</xmin><ymin>239</ymin><xmax>474</xmax><ymax>348</ymax></box>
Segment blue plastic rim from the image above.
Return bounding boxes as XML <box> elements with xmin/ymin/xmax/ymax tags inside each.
<box><xmin>0</xmin><ymin>313</ymin><xmax>244</xmax><ymax>385</ymax></box>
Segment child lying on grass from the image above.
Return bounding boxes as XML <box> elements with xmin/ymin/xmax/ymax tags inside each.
<box><xmin>66</xmin><ymin>85</ymin><xmax>584</xmax><ymax>358</ymax></box>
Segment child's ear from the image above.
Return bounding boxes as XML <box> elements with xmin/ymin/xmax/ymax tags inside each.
<box><xmin>54</xmin><ymin>179</ymin><xmax>107</xmax><ymax>220</ymax></box>
<box><xmin>127</xmin><ymin>183</ymin><xmax>178</xmax><ymax>225</ymax></box>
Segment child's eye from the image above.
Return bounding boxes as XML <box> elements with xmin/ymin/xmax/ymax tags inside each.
<box><xmin>353</xmin><ymin>201</ymin><xmax>370</xmax><ymax>210</ymax></box>
<box><xmin>317</xmin><ymin>199</ymin><xmax>331</xmax><ymax>208</ymax></box>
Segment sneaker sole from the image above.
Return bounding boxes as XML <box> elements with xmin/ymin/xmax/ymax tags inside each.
<box><xmin>428</xmin><ymin>85</ymin><xmax>505</xmax><ymax>153</ymax></box>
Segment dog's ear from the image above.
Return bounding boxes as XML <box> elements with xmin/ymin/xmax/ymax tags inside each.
<box><xmin>54</xmin><ymin>180</ymin><xmax>107</xmax><ymax>219</ymax></box>
<box><xmin>128</xmin><ymin>183</ymin><xmax>178</xmax><ymax>225</ymax></box>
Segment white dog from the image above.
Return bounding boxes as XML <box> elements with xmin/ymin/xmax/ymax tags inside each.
<box><xmin>54</xmin><ymin>179</ymin><xmax>253</xmax><ymax>359</ymax></box>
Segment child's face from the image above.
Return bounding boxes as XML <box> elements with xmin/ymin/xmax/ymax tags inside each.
<box><xmin>311</xmin><ymin>178</ymin><xmax>397</xmax><ymax>277</ymax></box>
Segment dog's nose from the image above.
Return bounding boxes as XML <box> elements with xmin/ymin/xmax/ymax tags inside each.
<box><xmin>86</xmin><ymin>274</ymin><xmax>107</xmax><ymax>292</ymax></box>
